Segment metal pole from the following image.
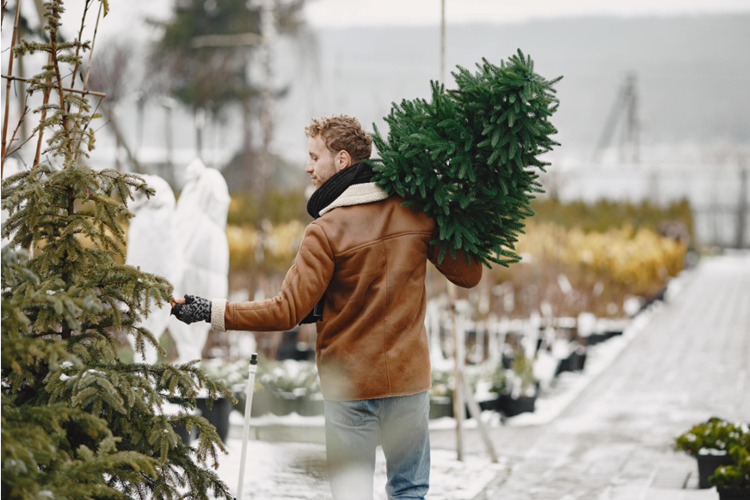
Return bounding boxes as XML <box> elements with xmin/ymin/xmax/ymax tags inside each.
<box><xmin>236</xmin><ymin>353</ymin><xmax>259</xmax><ymax>500</ymax></box>
<box><xmin>448</xmin><ymin>283</ymin><xmax>464</xmax><ymax>461</ymax></box>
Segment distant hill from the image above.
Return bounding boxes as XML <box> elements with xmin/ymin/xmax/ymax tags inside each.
<box><xmin>271</xmin><ymin>14</ymin><xmax>750</xmax><ymax>159</ymax></box>
<box><xmin>81</xmin><ymin>14</ymin><xmax>750</xmax><ymax>170</ymax></box>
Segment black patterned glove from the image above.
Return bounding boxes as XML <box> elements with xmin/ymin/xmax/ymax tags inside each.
<box><xmin>170</xmin><ymin>294</ymin><xmax>211</xmax><ymax>325</ymax></box>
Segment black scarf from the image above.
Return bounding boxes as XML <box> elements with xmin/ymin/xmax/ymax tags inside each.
<box><xmin>299</xmin><ymin>162</ymin><xmax>375</xmax><ymax>324</ymax></box>
<box><xmin>306</xmin><ymin>162</ymin><xmax>375</xmax><ymax>219</ymax></box>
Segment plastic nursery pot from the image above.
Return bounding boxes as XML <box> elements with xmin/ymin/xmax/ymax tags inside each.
<box><xmin>717</xmin><ymin>488</ymin><xmax>750</xmax><ymax>500</ymax></box>
<box><xmin>234</xmin><ymin>389</ymin><xmax>274</xmax><ymax>417</ymax></box>
<box><xmin>585</xmin><ymin>332</ymin><xmax>606</xmax><ymax>346</ymax></box>
<box><xmin>196</xmin><ymin>397</ymin><xmax>233</xmax><ymax>443</ymax></box>
<box><xmin>555</xmin><ymin>357</ymin><xmax>572</xmax><ymax>377</ymax></box>
<box><xmin>171</xmin><ymin>421</ymin><xmax>192</xmax><ymax>445</ymax></box>
<box><xmin>579</xmin><ymin>352</ymin><xmax>588</xmax><ymax>370</ymax></box>
<box><xmin>298</xmin><ymin>393</ymin><xmax>325</xmax><ymax>416</ymax></box>
<box><xmin>429</xmin><ymin>396</ymin><xmax>453</xmax><ymax>419</ymax></box>
<box><xmin>604</xmin><ymin>330</ymin><xmax>623</xmax><ymax>340</ymax></box>
<box><xmin>479</xmin><ymin>394</ymin><xmax>502</xmax><ymax>412</ymax></box>
<box><xmin>272</xmin><ymin>391</ymin><xmax>300</xmax><ymax>416</ymax></box>
<box><xmin>502</xmin><ymin>395</ymin><xmax>536</xmax><ymax>418</ymax></box>
<box><xmin>569</xmin><ymin>349</ymin><xmax>586</xmax><ymax>372</ymax></box>
<box><xmin>502</xmin><ymin>353</ymin><xmax>514</xmax><ymax>370</ymax></box>
<box><xmin>697</xmin><ymin>453</ymin><xmax>735</xmax><ymax>489</ymax></box>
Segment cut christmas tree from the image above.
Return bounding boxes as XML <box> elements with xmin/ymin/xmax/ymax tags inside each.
<box><xmin>1</xmin><ymin>1</ymin><xmax>232</xmax><ymax>498</ymax></box>
<box><xmin>370</xmin><ymin>50</ymin><xmax>562</xmax><ymax>267</ymax></box>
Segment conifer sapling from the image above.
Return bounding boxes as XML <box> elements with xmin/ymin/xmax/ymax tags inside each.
<box><xmin>2</xmin><ymin>1</ymin><xmax>233</xmax><ymax>498</ymax></box>
<box><xmin>371</xmin><ymin>50</ymin><xmax>562</xmax><ymax>267</ymax></box>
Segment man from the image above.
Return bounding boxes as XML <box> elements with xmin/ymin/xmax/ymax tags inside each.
<box><xmin>171</xmin><ymin>114</ymin><xmax>482</xmax><ymax>499</ymax></box>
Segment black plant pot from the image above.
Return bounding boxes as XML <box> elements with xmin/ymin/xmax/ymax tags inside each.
<box><xmin>555</xmin><ymin>357</ymin><xmax>571</xmax><ymax>376</ymax></box>
<box><xmin>273</xmin><ymin>391</ymin><xmax>300</xmax><ymax>416</ymax></box>
<box><xmin>196</xmin><ymin>397</ymin><xmax>233</xmax><ymax>443</ymax></box>
<box><xmin>429</xmin><ymin>396</ymin><xmax>453</xmax><ymax>419</ymax></box>
<box><xmin>717</xmin><ymin>488</ymin><xmax>750</xmax><ymax>500</ymax></box>
<box><xmin>479</xmin><ymin>394</ymin><xmax>502</xmax><ymax>412</ymax></box>
<box><xmin>502</xmin><ymin>353</ymin><xmax>514</xmax><ymax>369</ymax></box>
<box><xmin>697</xmin><ymin>453</ymin><xmax>735</xmax><ymax>489</ymax></box>
<box><xmin>298</xmin><ymin>394</ymin><xmax>325</xmax><ymax>416</ymax></box>
<box><xmin>567</xmin><ymin>350</ymin><xmax>586</xmax><ymax>372</ymax></box>
<box><xmin>604</xmin><ymin>330</ymin><xmax>623</xmax><ymax>340</ymax></box>
<box><xmin>233</xmin><ymin>389</ymin><xmax>275</xmax><ymax>417</ymax></box>
<box><xmin>502</xmin><ymin>395</ymin><xmax>536</xmax><ymax>417</ymax></box>
<box><xmin>585</xmin><ymin>333</ymin><xmax>606</xmax><ymax>346</ymax></box>
<box><xmin>171</xmin><ymin>421</ymin><xmax>192</xmax><ymax>445</ymax></box>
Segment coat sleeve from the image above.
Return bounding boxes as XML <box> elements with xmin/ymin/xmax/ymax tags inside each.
<box><xmin>427</xmin><ymin>240</ymin><xmax>483</xmax><ymax>289</ymax></box>
<box><xmin>211</xmin><ymin>222</ymin><xmax>334</xmax><ymax>332</ymax></box>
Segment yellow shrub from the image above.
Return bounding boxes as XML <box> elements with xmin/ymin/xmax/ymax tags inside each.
<box><xmin>495</xmin><ymin>222</ymin><xmax>687</xmax><ymax>317</ymax></box>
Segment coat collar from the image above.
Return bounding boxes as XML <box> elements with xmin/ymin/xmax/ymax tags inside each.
<box><xmin>319</xmin><ymin>182</ymin><xmax>390</xmax><ymax>216</ymax></box>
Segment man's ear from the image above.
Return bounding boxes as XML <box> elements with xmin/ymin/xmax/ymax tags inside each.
<box><xmin>336</xmin><ymin>150</ymin><xmax>352</xmax><ymax>171</ymax></box>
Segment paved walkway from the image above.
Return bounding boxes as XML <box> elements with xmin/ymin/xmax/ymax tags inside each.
<box><xmin>467</xmin><ymin>254</ymin><xmax>750</xmax><ymax>500</ymax></box>
<box><xmin>220</xmin><ymin>254</ymin><xmax>749</xmax><ymax>499</ymax></box>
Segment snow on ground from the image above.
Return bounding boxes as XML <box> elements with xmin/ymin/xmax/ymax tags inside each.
<box><xmin>214</xmin><ymin>438</ymin><xmax>506</xmax><ymax>500</ymax></box>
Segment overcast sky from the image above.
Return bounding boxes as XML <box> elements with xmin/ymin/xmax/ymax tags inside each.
<box><xmin>15</xmin><ymin>0</ymin><xmax>745</xmax><ymax>45</ymax></box>
<box><xmin>304</xmin><ymin>0</ymin><xmax>750</xmax><ymax>26</ymax></box>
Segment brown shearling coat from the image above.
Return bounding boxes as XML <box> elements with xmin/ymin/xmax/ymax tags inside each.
<box><xmin>214</xmin><ymin>190</ymin><xmax>483</xmax><ymax>401</ymax></box>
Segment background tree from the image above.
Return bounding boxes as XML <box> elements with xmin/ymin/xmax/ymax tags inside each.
<box><xmin>147</xmin><ymin>0</ymin><xmax>307</xmax><ymax>191</ymax></box>
<box><xmin>1</xmin><ymin>1</ymin><xmax>232</xmax><ymax>498</ymax></box>
<box><xmin>86</xmin><ymin>40</ymin><xmax>141</xmax><ymax>173</ymax></box>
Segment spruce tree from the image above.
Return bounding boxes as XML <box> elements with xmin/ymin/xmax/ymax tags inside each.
<box><xmin>1</xmin><ymin>1</ymin><xmax>232</xmax><ymax>498</ymax></box>
<box><xmin>370</xmin><ymin>50</ymin><xmax>562</xmax><ymax>267</ymax></box>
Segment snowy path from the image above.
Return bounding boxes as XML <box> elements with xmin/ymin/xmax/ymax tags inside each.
<box><xmin>212</xmin><ymin>254</ymin><xmax>749</xmax><ymax>499</ymax></box>
<box><xmin>476</xmin><ymin>254</ymin><xmax>750</xmax><ymax>500</ymax></box>
<box><xmin>214</xmin><ymin>439</ymin><xmax>507</xmax><ymax>499</ymax></box>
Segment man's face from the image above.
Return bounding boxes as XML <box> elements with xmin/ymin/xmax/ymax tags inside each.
<box><xmin>306</xmin><ymin>135</ymin><xmax>338</xmax><ymax>190</ymax></box>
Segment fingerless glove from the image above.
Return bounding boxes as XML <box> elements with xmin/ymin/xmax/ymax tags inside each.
<box><xmin>170</xmin><ymin>294</ymin><xmax>211</xmax><ymax>324</ymax></box>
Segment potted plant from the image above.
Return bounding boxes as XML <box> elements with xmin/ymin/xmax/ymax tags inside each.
<box><xmin>710</xmin><ymin>445</ymin><xmax>750</xmax><ymax>499</ymax></box>
<box><xmin>231</xmin><ymin>358</ymin><xmax>273</xmax><ymax>417</ymax></box>
<box><xmin>429</xmin><ymin>369</ymin><xmax>454</xmax><ymax>419</ymax></box>
<box><xmin>262</xmin><ymin>360</ymin><xmax>307</xmax><ymax>415</ymax></box>
<box><xmin>674</xmin><ymin>417</ymin><xmax>747</xmax><ymax>489</ymax></box>
<box><xmin>484</xmin><ymin>362</ymin><xmax>508</xmax><ymax>413</ymax></box>
<box><xmin>296</xmin><ymin>362</ymin><xmax>324</xmax><ymax>416</ymax></box>
<box><xmin>503</xmin><ymin>350</ymin><xmax>538</xmax><ymax>417</ymax></box>
<box><xmin>198</xmin><ymin>359</ymin><xmax>246</xmax><ymax>442</ymax></box>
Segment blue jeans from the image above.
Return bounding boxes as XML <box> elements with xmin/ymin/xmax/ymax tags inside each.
<box><xmin>324</xmin><ymin>390</ymin><xmax>430</xmax><ymax>500</ymax></box>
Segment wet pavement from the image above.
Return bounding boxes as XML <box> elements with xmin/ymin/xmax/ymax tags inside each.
<box><xmin>471</xmin><ymin>254</ymin><xmax>750</xmax><ymax>500</ymax></box>
<box><xmin>218</xmin><ymin>254</ymin><xmax>750</xmax><ymax>499</ymax></box>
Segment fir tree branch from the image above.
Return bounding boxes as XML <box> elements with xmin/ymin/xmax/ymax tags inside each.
<box><xmin>1</xmin><ymin>0</ymin><xmax>21</xmax><ymax>176</ymax></box>
<box><xmin>82</xmin><ymin>1</ymin><xmax>104</xmax><ymax>92</ymax></box>
<box><xmin>65</xmin><ymin>0</ymin><xmax>93</xmax><ymax>96</ymax></box>
<box><xmin>33</xmin><ymin>55</ymin><xmax>53</xmax><ymax>167</ymax></box>
<box><xmin>1</xmin><ymin>74</ymin><xmax>105</xmax><ymax>97</ymax></box>
<box><xmin>2</xmin><ymin>103</ymin><xmax>32</xmax><ymax>160</ymax></box>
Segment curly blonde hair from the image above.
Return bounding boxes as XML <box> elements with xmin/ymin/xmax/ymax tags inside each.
<box><xmin>305</xmin><ymin>114</ymin><xmax>373</xmax><ymax>163</ymax></box>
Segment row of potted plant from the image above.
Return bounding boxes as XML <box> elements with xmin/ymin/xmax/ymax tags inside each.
<box><xmin>430</xmin><ymin>349</ymin><xmax>540</xmax><ymax>419</ymax></box>
<box><xmin>674</xmin><ymin>417</ymin><xmax>750</xmax><ymax>497</ymax></box>
<box><xmin>195</xmin><ymin>337</ymin><xmax>600</xmax><ymax>440</ymax></box>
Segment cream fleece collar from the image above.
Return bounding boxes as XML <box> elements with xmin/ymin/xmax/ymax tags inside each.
<box><xmin>319</xmin><ymin>182</ymin><xmax>390</xmax><ymax>216</ymax></box>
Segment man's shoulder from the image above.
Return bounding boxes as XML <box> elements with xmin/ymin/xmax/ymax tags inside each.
<box><xmin>312</xmin><ymin>195</ymin><xmax>435</xmax><ymax>253</ymax></box>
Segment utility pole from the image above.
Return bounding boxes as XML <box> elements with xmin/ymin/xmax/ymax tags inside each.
<box><xmin>737</xmin><ymin>155</ymin><xmax>748</xmax><ymax>249</ymax></box>
<box><xmin>621</xmin><ymin>73</ymin><xmax>639</xmax><ymax>164</ymax></box>
<box><xmin>593</xmin><ymin>72</ymin><xmax>640</xmax><ymax>165</ymax></box>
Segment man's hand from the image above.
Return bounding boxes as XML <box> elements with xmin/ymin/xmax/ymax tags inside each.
<box><xmin>170</xmin><ymin>294</ymin><xmax>211</xmax><ymax>325</ymax></box>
